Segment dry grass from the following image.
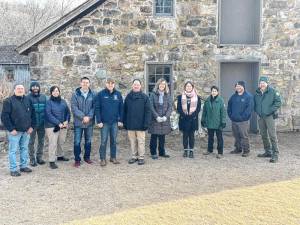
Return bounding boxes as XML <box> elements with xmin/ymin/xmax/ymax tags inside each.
<box><xmin>65</xmin><ymin>178</ymin><xmax>300</xmax><ymax>225</ymax></box>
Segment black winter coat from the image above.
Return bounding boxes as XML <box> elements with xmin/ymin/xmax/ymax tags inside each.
<box><xmin>123</xmin><ymin>91</ymin><xmax>151</xmax><ymax>131</ymax></box>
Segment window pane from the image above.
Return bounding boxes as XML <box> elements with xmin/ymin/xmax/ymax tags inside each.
<box><xmin>164</xmin><ymin>75</ymin><xmax>170</xmax><ymax>82</ymax></box>
<box><xmin>155</xmin><ymin>66</ymin><xmax>163</xmax><ymax>74</ymax></box>
<box><xmin>149</xmin><ymin>75</ymin><xmax>156</xmax><ymax>83</ymax></box>
<box><xmin>164</xmin><ymin>66</ymin><xmax>171</xmax><ymax>74</ymax></box>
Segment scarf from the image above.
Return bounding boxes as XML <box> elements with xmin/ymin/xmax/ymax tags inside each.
<box><xmin>181</xmin><ymin>89</ymin><xmax>198</xmax><ymax>115</ymax></box>
<box><xmin>50</xmin><ymin>95</ymin><xmax>61</xmax><ymax>102</ymax></box>
<box><xmin>158</xmin><ymin>91</ymin><xmax>164</xmax><ymax>105</ymax></box>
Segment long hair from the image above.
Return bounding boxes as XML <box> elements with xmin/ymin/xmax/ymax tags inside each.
<box><xmin>50</xmin><ymin>86</ymin><xmax>60</xmax><ymax>95</ymax></box>
<box><xmin>153</xmin><ymin>78</ymin><xmax>169</xmax><ymax>94</ymax></box>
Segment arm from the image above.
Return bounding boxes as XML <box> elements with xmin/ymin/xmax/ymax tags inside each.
<box><xmin>94</xmin><ymin>93</ymin><xmax>102</xmax><ymax>124</ymax></box>
<box><xmin>118</xmin><ymin>93</ymin><xmax>124</xmax><ymax>122</ymax></box>
<box><xmin>45</xmin><ymin>101</ymin><xmax>61</xmax><ymax>126</ymax></box>
<box><xmin>144</xmin><ymin>96</ymin><xmax>151</xmax><ymax>129</ymax></box>
<box><xmin>123</xmin><ymin>97</ymin><xmax>128</xmax><ymax>128</ymax></box>
<box><xmin>87</xmin><ymin>92</ymin><xmax>95</xmax><ymax>119</ymax></box>
<box><xmin>176</xmin><ymin>95</ymin><xmax>185</xmax><ymax>117</ymax></box>
<box><xmin>1</xmin><ymin>99</ymin><xmax>15</xmax><ymax>132</ymax></box>
<box><xmin>65</xmin><ymin>101</ymin><xmax>71</xmax><ymax>123</ymax></box>
<box><xmin>201</xmin><ymin>101</ymin><xmax>207</xmax><ymax>127</ymax></box>
<box><xmin>227</xmin><ymin>97</ymin><xmax>232</xmax><ymax>119</ymax></box>
<box><xmin>30</xmin><ymin>100</ymin><xmax>36</xmax><ymax>129</ymax></box>
<box><xmin>71</xmin><ymin>94</ymin><xmax>85</xmax><ymax>120</ymax></box>
<box><xmin>191</xmin><ymin>96</ymin><xmax>201</xmax><ymax>117</ymax></box>
<box><xmin>220</xmin><ymin>100</ymin><xmax>226</xmax><ymax>125</ymax></box>
<box><xmin>271</xmin><ymin>91</ymin><xmax>282</xmax><ymax>113</ymax></box>
<box><xmin>149</xmin><ymin>93</ymin><xmax>159</xmax><ymax>118</ymax></box>
<box><xmin>243</xmin><ymin>95</ymin><xmax>254</xmax><ymax>120</ymax></box>
<box><xmin>165</xmin><ymin>94</ymin><xmax>173</xmax><ymax>118</ymax></box>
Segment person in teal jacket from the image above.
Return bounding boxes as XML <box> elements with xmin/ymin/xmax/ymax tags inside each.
<box><xmin>254</xmin><ymin>76</ymin><xmax>281</xmax><ymax>163</ymax></box>
<box><xmin>201</xmin><ymin>86</ymin><xmax>226</xmax><ymax>159</ymax></box>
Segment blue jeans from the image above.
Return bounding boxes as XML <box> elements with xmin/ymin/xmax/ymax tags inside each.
<box><xmin>73</xmin><ymin>126</ymin><xmax>93</xmax><ymax>162</ymax></box>
<box><xmin>99</xmin><ymin>123</ymin><xmax>118</xmax><ymax>160</ymax></box>
<box><xmin>8</xmin><ymin>132</ymin><xmax>30</xmax><ymax>172</ymax></box>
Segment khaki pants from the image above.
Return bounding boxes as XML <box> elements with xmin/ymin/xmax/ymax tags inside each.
<box><xmin>46</xmin><ymin>128</ymin><xmax>67</xmax><ymax>162</ymax></box>
<box><xmin>232</xmin><ymin>121</ymin><xmax>250</xmax><ymax>153</ymax></box>
<box><xmin>128</xmin><ymin>131</ymin><xmax>145</xmax><ymax>159</ymax></box>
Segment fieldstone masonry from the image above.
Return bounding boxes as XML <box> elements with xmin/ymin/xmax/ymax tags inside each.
<box><xmin>26</xmin><ymin>0</ymin><xmax>300</xmax><ymax>131</ymax></box>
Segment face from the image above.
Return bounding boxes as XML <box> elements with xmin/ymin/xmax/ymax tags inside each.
<box><xmin>259</xmin><ymin>81</ymin><xmax>268</xmax><ymax>91</ymax></box>
<box><xmin>235</xmin><ymin>84</ymin><xmax>244</xmax><ymax>94</ymax></box>
<box><xmin>158</xmin><ymin>81</ymin><xmax>166</xmax><ymax>92</ymax></box>
<box><xmin>51</xmin><ymin>88</ymin><xmax>60</xmax><ymax>97</ymax></box>
<box><xmin>31</xmin><ymin>85</ymin><xmax>40</xmax><ymax>94</ymax></box>
<box><xmin>14</xmin><ymin>85</ymin><xmax>25</xmax><ymax>96</ymax></box>
<box><xmin>211</xmin><ymin>88</ymin><xmax>218</xmax><ymax>97</ymax></box>
<box><xmin>105</xmin><ymin>81</ymin><xmax>115</xmax><ymax>92</ymax></box>
<box><xmin>80</xmin><ymin>79</ymin><xmax>90</xmax><ymax>90</ymax></box>
<box><xmin>132</xmin><ymin>80</ymin><xmax>141</xmax><ymax>92</ymax></box>
<box><xmin>185</xmin><ymin>83</ymin><xmax>193</xmax><ymax>93</ymax></box>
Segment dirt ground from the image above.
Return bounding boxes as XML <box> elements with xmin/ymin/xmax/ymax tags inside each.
<box><xmin>0</xmin><ymin>130</ymin><xmax>300</xmax><ymax>225</ymax></box>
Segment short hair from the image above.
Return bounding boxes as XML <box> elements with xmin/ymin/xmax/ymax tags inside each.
<box><xmin>14</xmin><ymin>83</ymin><xmax>24</xmax><ymax>89</ymax></box>
<box><xmin>211</xmin><ymin>85</ymin><xmax>219</xmax><ymax>92</ymax></box>
<box><xmin>81</xmin><ymin>77</ymin><xmax>90</xmax><ymax>82</ymax></box>
<box><xmin>50</xmin><ymin>86</ymin><xmax>60</xmax><ymax>94</ymax></box>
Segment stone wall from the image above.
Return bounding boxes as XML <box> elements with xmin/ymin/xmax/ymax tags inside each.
<box><xmin>28</xmin><ymin>0</ymin><xmax>300</xmax><ymax>130</ymax></box>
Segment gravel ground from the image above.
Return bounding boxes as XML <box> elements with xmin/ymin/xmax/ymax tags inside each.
<box><xmin>0</xmin><ymin>130</ymin><xmax>300</xmax><ymax>225</ymax></box>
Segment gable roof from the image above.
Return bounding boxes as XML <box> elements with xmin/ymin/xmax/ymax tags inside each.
<box><xmin>16</xmin><ymin>0</ymin><xmax>106</xmax><ymax>55</ymax></box>
<box><xmin>0</xmin><ymin>45</ymin><xmax>29</xmax><ymax>64</ymax></box>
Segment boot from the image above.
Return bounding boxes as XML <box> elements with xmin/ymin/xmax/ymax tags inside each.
<box><xmin>230</xmin><ymin>149</ymin><xmax>242</xmax><ymax>154</ymax></box>
<box><xmin>189</xmin><ymin>150</ymin><xmax>194</xmax><ymax>158</ymax></box>
<box><xmin>270</xmin><ymin>155</ymin><xmax>278</xmax><ymax>163</ymax></box>
<box><xmin>49</xmin><ymin>162</ymin><xmax>58</xmax><ymax>169</ymax></box>
<box><xmin>30</xmin><ymin>158</ymin><xmax>37</xmax><ymax>167</ymax></box>
<box><xmin>257</xmin><ymin>152</ymin><xmax>272</xmax><ymax>158</ymax></box>
<box><xmin>37</xmin><ymin>158</ymin><xmax>46</xmax><ymax>165</ymax></box>
<box><xmin>183</xmin><ymin>149</ymin><xmax>188</xmax><ymax>157</ymax></box>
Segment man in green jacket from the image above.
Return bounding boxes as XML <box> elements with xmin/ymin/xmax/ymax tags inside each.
<box><xmin>254</xmin><ymin>76</ymin><xmax>281</xmax><ymax>163</ymax></box>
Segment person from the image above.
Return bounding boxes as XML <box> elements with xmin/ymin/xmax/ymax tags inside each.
<box><xmin>148</xmin><ymin>78</ymin><xmax>172</xmax><ymax>159</ymax></box>
<box><xmin>1</xmin><ymin>84</ymin><xmax>35</xmax><ymax>176</ymax></box>
<box><xmin>177</xmin><ymin>81</ymin><xmax>201</xmax><ymax>158</ymax></box>
<box><xmin>27</xmin><ymin>81</ymin><xmax>47</xmax><ymax>167</ymax></box>
<box><xmin>254</xmin><ymin>76</ymin><xmax>281</xmax><ymax>163</ymax></box>
<box><xmin>123</xmin><ymin>79</ymin><xmax>151</xmax><ymax>165</ymax></box>
<box><xmin>201</xmin><ymin>86</ymin><xmax>226</xmax><ymax>159</ymax></box>
<box><xmin>95</xmin><ymin>78</ymin><xmax>123</xmax><ymax>166</ymax></box>
<box><xmin>227</xmin><ymin>81</ymin><xmax>254</xmax><ymax>157</ymax></box>
<box><xmin>71</xmin><ymin>77</ymin><xmax>95</xmax><ymax>168</ymax></box>
<box><xmin>45</xmin><ymin>86</ymin><xmax>71</xmax><ymax>169</ymax></box>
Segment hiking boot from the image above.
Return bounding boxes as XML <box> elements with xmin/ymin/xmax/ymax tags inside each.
<box><xmin>84</xmin><ymin>159</ymin><xmax>93</xmax><ymax>164</ymax></box>
<box><xmin>216</xmin><ymin>154</ymin><xmax>223</xmax><ymax>159</ymax></box>
<box><xmin>159</xmin><ymin>154</ymin><xmax>170</xmax><ymax>158</ymax></box>
<box><xmin>230</xmin><ymin>149</ymin><xmax>242</xmax><ymax>154</ymax></box>
<box><xmin>242</xmin><ymin>152</ymin><xmax>250</xmax><ymax>157</ymax></box>
<box><xmin>203</xmin><ymin>151</ymin><xmax>212</xmax><ymax>155</ymax></box>
<box><xmin>57</xmin><ymin>156</ymin><xmax>69</xmax><ymax>161</ymax></box>
<box><xmin>30</xmin><ymin>158</ymin><xmax>37</xmax><ymax>167</ymax></box>
<box><xmin>257</xmin><ymin>152</ymin><xmax>272</xmax><ymax>158</ymax></box>
<box><xmin>189</xmin><ymin>151</ymin><xmax>194</xmax><ymax>158</ymax></box>
<box><xmin>37</xmin><ymin>158</ymin><xmax>46</xmax><ymax>165</ymax></box>
<box><xmin>49</xmin><ymin>162</ymin><xmax>58</xmax><ymax>169</ymax></box>
<box><xmin>138</xmin><ymin>159</ymin><xmax>145</xmax><ymax>165</ymax></box>
<box><xmin>10</xmin><ymin>171</ymin><xmax>21</xmax><ymax>177</ymax></box>
<box><xmin>128</xmin><ymin>158</ymin><xmax>138</xmax><ymax>164</ymax></box>
<box><xmin>74</xmin><ymin>161</ymin><xmax>80</xmax><ymax>168</ymax></box>
<box><xmin>183</xmin><ymin>150</ymin><xmax>188</xmax><ymax>157</ymax></box>
<box><xmin>270</xmin><ymin>155</ymin><xmax>278</xmax><ymax>163</ymax></box>
<box><xmin>151</xmin><ymin>155</ymin><xmax>158</xmax><ymax>160</ymax></box>
<box><xmin>20</xmin><ymin>167</ymin><xmax>32</xmax><ymax>173</ymax></box>
<box><xmin>100</xmin><ymin>160</ymin><xmax>107</xmax><ymax>167</ymax></box>
<box><xmin>110</xmin><ymin>158</ymin><xmax>120</xmax><ymax>164</ymax></box>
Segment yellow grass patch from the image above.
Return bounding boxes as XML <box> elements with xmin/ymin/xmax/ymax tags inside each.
<box><xmin>65</xmin><ymin>178</ymin><xmax>300</xmax><ymax>225</ymax></box>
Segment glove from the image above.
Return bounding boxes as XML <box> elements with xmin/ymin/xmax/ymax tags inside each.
<box><xmin>162</xmin><ymin>116</ymin><xmax>167</xmax><ymax>122</ymax></box>
<box><xmin>53</xmin><ymin>125</ymin><xmax>60</xmax><ymax>133</ymax></box>
<box><xmin>156</xmin><ymin>117</ymin><xmax>163</xmax><ymax>123</ymax></box>
<box><xmin>201</xmin><ymin>121</ymin><xmax>206</xmax><ymax>128</ymax></box>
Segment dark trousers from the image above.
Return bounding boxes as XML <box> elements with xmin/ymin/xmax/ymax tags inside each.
<box><xmin>29</xmin><ymin>126</ymin><xmax>45</xmax><ymax>161</ymax></box>
<box><xmin>232</xmin><ymin>121</ymin><xmax>250</xmax><ymax>153</ymax></box>
<box><xmin>150</xmin><ymin>134</ymin><xmax>166</xmax><ymax>156</ymax></box>
<box><xmin>73</xmin><ymin>126</ymin><xmax>93</xmax><ymax>162</ymax></box>
<box><xmin>207</xmin><ymin>129</ymin><xmax>223</xmax><ymax>154</ymax></box>
<box><xmin>182</xmin><ymin>131</ymin><xmax>195</xmax><ymax>149</ymax></box>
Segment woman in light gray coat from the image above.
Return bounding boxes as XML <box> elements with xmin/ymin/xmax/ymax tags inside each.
<box><xmin>148</xmin><ymin>78</ymin><xmax>172</xmax><ymax>159</ymax></box>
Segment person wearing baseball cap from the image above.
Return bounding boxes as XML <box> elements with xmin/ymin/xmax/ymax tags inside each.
<box><xmin>254</xmin><ymin>76</ymin><xmax>281</xmax><ymax>163</ymax></box>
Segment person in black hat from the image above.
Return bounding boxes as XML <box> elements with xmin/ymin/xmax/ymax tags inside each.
<box><xmin>27</xmin><ymin>81</ymin><xmax>47</xmax><ymax>166</ymax></box>
<box><xmin>227</xmin><ymin>81</ymin><xmax>254</xmax><ymax>157</ymax></box>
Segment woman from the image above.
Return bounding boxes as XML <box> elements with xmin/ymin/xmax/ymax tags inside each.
<box><xmin>148</xmin><ymin>78</ymin><xmax>172</xmax><ymax>159</ymax></box>
<box><xmin>201</xmin><ymin>86</ymin><xmax>226</xmax><ymax>159</ymax></box>
<box><xmin>45</xmin><ymin>86</ymin><xmax>71</xmax><ymax>169</ymax></box>
<box><xmin>177</xmin><ymin>81</ymin><xmax>201</xmax><ymax>158</ymax></box>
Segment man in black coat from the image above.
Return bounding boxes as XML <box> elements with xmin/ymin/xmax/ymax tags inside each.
<box><xmin>1</xmin><ymin>84</ymin><xmax>35</xmax><ymax>176</ymax></box>
<box><xmin>123</xmin><ymin>79</ymin><xmax>151</xmax><ymax>165</ymax></box>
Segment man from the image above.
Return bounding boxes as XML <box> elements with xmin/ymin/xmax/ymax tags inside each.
<box><xmin>71</xmin><ymin>77</ymin><xmax>95</xmax><ymax>168</ymax></box>
<box><xmin>227</xmin><ymin>81</ymin><xmax>254</xmax><ymax>157</ymax></box>
<box><xmin>254</xmin><ymin>76</ymin><xmax>281</xmax><ymax>163</ymax></box>
<box><xmin>28</xmin><ymin>81</ymin><xmax>47</xmax><ymax>166</ymax></box>
<box><xmin>1</xmin><ymin>84</ymin><xmax>35</xmax><ymax>176</ymax></box>
<box><xmin>123</xmin><ymin>79</ymin><xmax>151</xmax><ymax>165</ymax></box>
<box><xmin>95</xmin><ymin>78</ymin><xmax>123</xmax><ymax>166</ymax></box>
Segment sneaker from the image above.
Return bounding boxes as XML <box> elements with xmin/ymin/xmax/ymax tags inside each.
<box><xmin>128</xmin><ymin>158</ymin><xmax>138</xmax><ymax>164</ymax></box>
<box><xmin>74</xmin><ymin>161</ymin><xmax>80</xmax><ymax>168</ymax></box>
<box><xmin>189</xmin><ymin>151</ymin><xmax>194</xmax><ymax>158</ymax></box>
<box><xmin>10</xmin><ymin>171</ymin><xmax>21</xmax><ymax>177</ymax></box>
<box><xmin>230</xmin><ymin>149</ymin><xmax>242</xmax><ymax>154</ymax></box>
<box><xmin>49</xmin><ymin>162</ymin><xmax>58</xmax><ymax>169</ymax></box>
<box><xmin>30</xmin><ymin>159</ymin><xmax>37</xmax><ymax>167</ymax></box>
<box><xmin>216</xmin><ymin>154</ymin><xmax>223</xmax><ymax>159</ymax></box>
<box><xmin>159</xmin><ymin>154</ymin><xmax>170</xmax><ymax>158</ymax></box>
<box><xmin>183</xmin><ymin>150</ymin><xmax>188</xmax><ymax>157</ymax></box>
<box><xmin>151</xmin><ymin>155</ymin><xmax>158</xmax><ymax>160</ymax></box>
<box><xmin>20</xmin><ymin>167</ymin><xmax>32</xmax><ymax>173</ymax></box>
<box><xmin>37</xmin><ymin>158</ymin><xmax>46</xmax><ymax>165</ymax></box>
<box><xmin>100</xmin><ymin>160</ymin><xmax>107</xmax><ymax>167</ymax></box>
<box><xmin>110</xmin><ymin>158</ymin><xmax>120</xmax><ymax>164</ymax></box>
<box><xmin>84</xmin><ymin>159</ymin><xmax>93</xmax><ymax>164</ymax></box>
<box><xmin>203</xmin><ymin>151</ymin><xmax>212</xmax><ymax>155</ymax></box>
<box><xmin>257</xmin><ymin>152</ymin><xmax>272</xmax><ymax>158</ymax></box>
<box><xmin>138</xmin><ymin>159</ymin><xmax>145</xmax><ymax>165</ymax></box>
<box><xmin>57</xmin><ymin>156</ymin><xmax>69</xmax><ymax>161</ymax></box>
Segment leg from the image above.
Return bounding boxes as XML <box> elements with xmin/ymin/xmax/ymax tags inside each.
<box><xmin>57</xmin><ymin>128</ymin><xmax>67</xmax><ymax>158</ymax></box>
<box><xmin>28</xmin><ymin>128</ymin><xmax>37</xmax><ymax>161</ymax></box>
<box><xmin>231</xmin><ymin>122</ymin><xmax>242</xmax><ymax>152</ymax></box>
<box><xmin>136</xmin><ymin>131</ymin><xmax>146</xmax><ymax>160</ymax></box>
<box><xmin>239</xmin><ymin>121</ymin><xmax>250</xmax><ymax>154</ymax></box>
<box><xmin>150</xmin><ymin>134</ymin><xmax>158</xmax><ymax>156</ymax></box>
<box><xmin>73</xmin><ymin>127</ymin><xmax>83</xmax><ymax>162</ymax></box>
<box><xmin>46</xmin><ymin>128</ymin><xmax>59</xmax><ymax>162</ymax></box>
<box><xmin>158</xmin><ymin>135</ymin><xmax>166</xmax><ymax>156</ymax></box>
<box><xmin>99</xmin><ymin>124</ymin><xmax>109</xmax><ymax>160</ymax></box>
<box><xmin>128</xmin><ymin>131</ymin><xmax>138</xmax><ymax>159</ymax></box>
<box><xmin>216</xmin><ymin>129</ymin><xmax>224</xmax><ymax>155</ymax></box>
<box><xmin>265</xmin><ymin>116</ymin><xmax>279</xmax><ymax>157</ymax></box>
<box><xmin>19</xmin><ymin>132</ymin><xmax>30</xmax><ymax>169</ymax></box>
<box><xmin>258</xmin><ymin>117</ymin><xmax>271</xmax><ymax>154</ymax></box>
<box><xmin>83</xmin><ymin>126</ymin><xmax>93</xmax><ymax>161</ymax></box>
<box><xmin>36</xmin><ymin>127</ymin><xmax>45</xmax><ymax>162</ymax></box>
<box><xmin>8</xmin><ymin>132</ymin><xmax>22</xmax><ymax>172</ymax></box>
<box><xmin>109</xmin><ymin>123</ymin><xmax>118</xmax><ymax>159</ymax></box>
<box><xmin>188</xmin><ymin>131</ymin><xmax>195</xmax><ymax>149</ymax></box>
<box><xmin>182</xmin><ymin>131</ymin><xmax>189</xmax><ymax>149</ymax></box>
<box><xmin>207</xmin><ymin>129</ymin><xmax>215</xmax><ymax>153</ymax></box>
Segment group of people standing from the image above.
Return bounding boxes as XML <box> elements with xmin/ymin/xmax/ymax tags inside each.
<box><xmin>1</xmin><ymin>75</ymin><xmax>281</xmax><ymax>177</ymax></box>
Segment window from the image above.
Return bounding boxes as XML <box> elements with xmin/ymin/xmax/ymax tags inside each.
<box><xmin>219</xmin><ymin>0</ymin><xmax>261</xmax><ymax>45</ymax></box>
<box><xmin>155</xmin><ymin>0</ymin><xmax>174</xmax><ymax>16</ymax></box>
<box><xmin>147</xmin><ymin>64</ymin><xmax>173</xmax><ymax>94</ymax></box>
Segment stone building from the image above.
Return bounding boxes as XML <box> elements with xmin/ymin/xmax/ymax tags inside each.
<box><xmin>16</xmin><ymin>0</ymin><xmax>300</xmax><ymax>131</ymax></box>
